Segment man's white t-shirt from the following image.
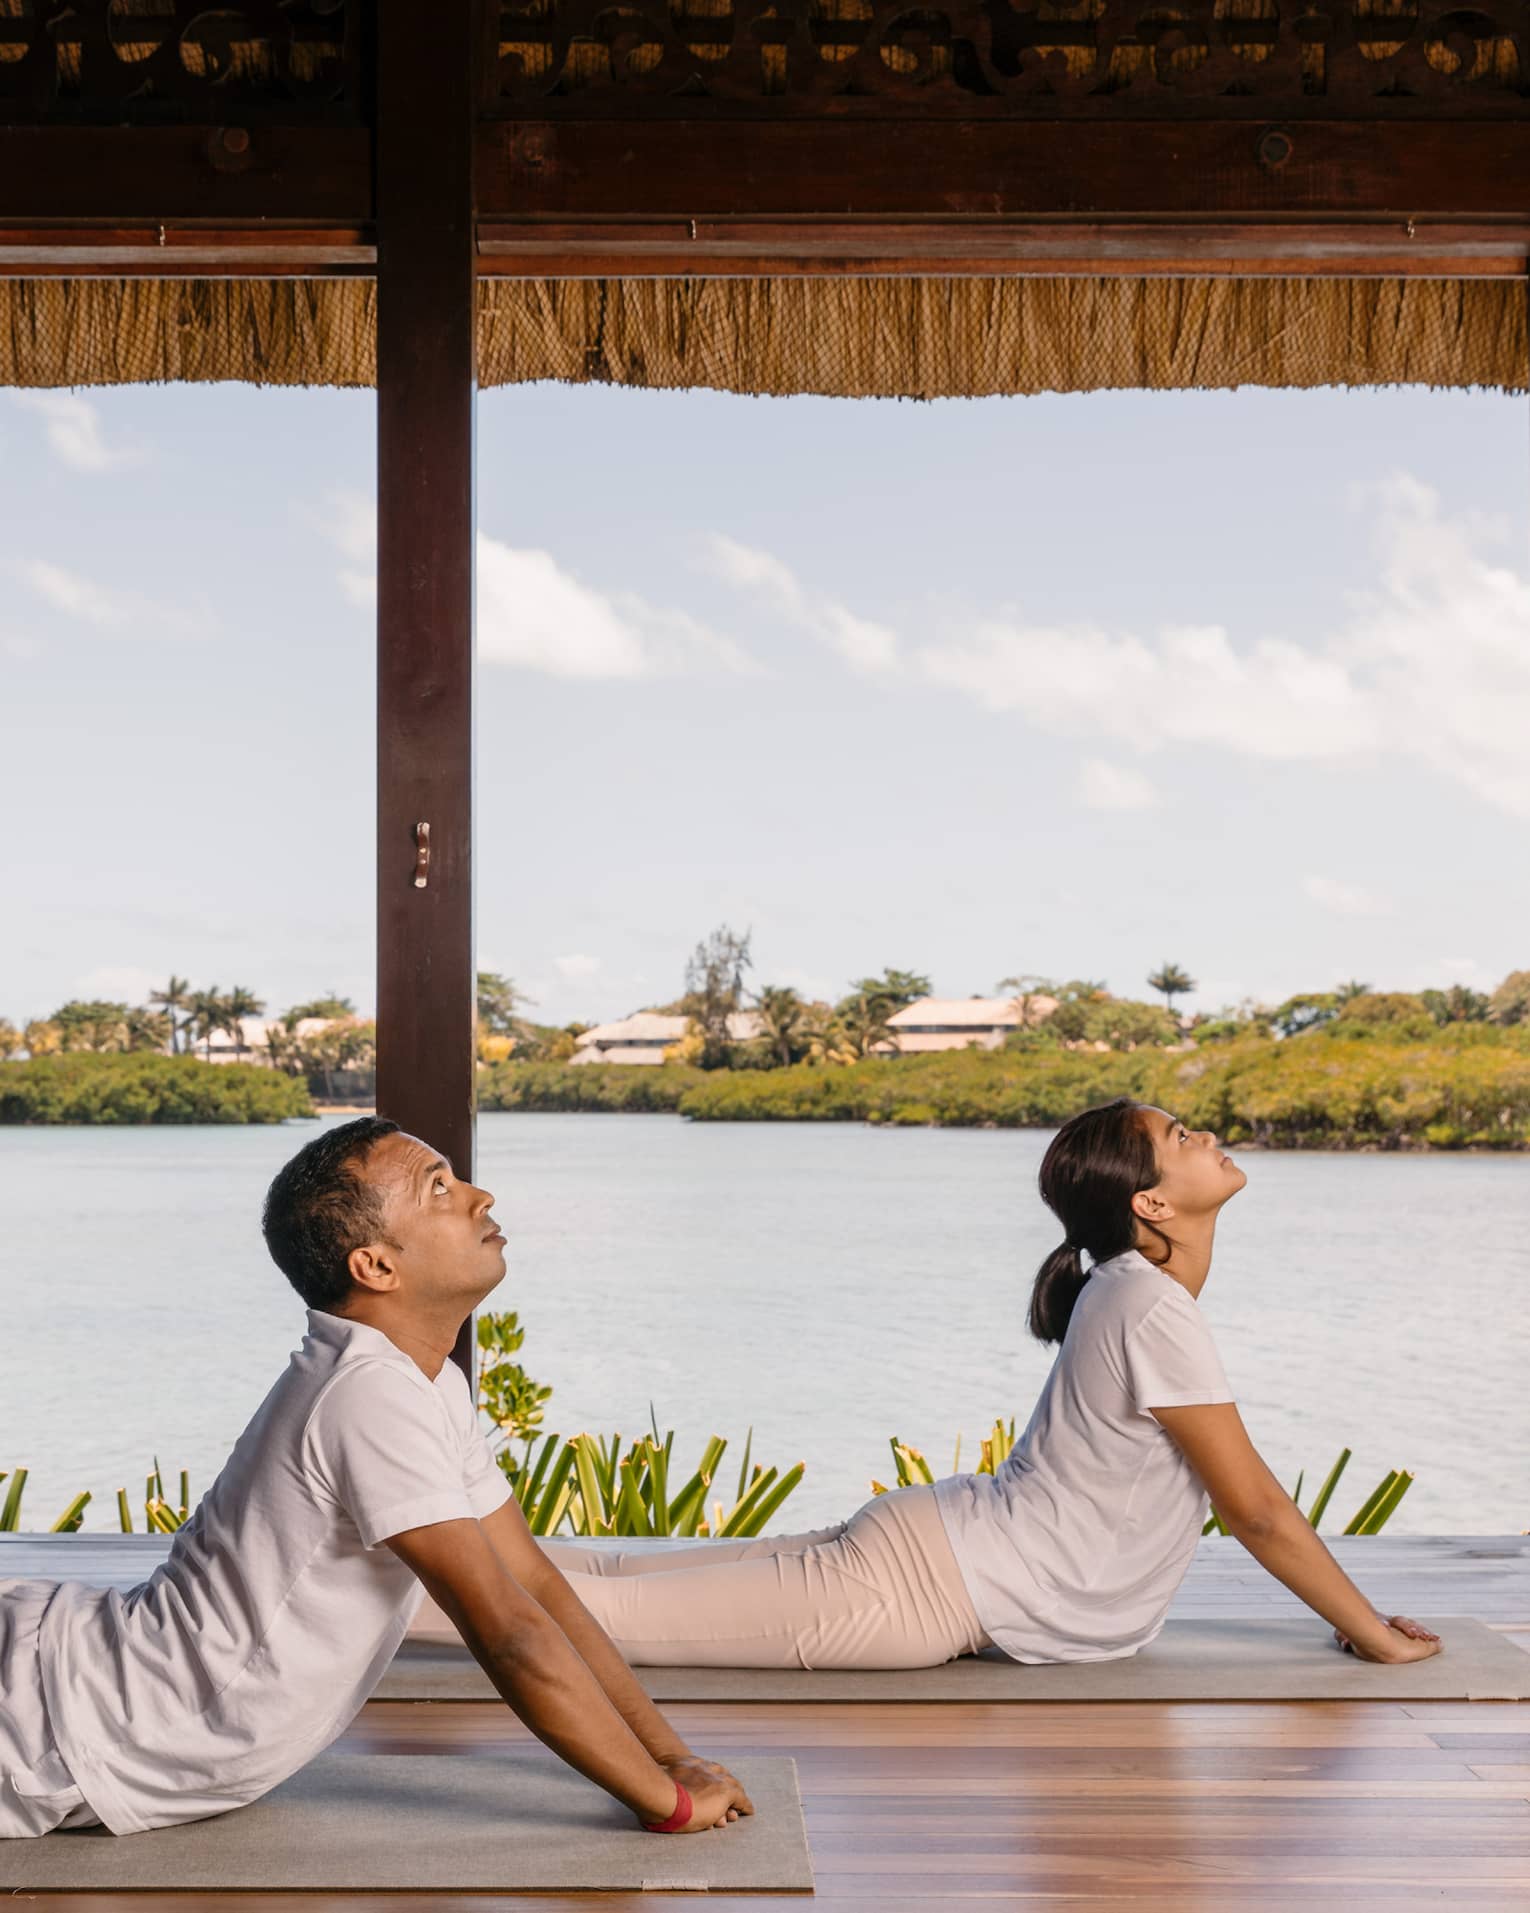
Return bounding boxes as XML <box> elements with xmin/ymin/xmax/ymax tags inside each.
<box><xmin>35</xmin><ymin>1309</ymin><xmax>511</xmax><ymax>1835</ymax></box>
<box><xmin>934</xmin><ymin>1247</ymin><xmax>1235</xmax><ymax>1663</ymax></box>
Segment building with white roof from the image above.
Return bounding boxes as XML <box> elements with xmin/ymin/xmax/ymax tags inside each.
<box><xmin>571</xmin><ymin>1010</ymin><xmax>762</xmax><ymax>1065</ymax></box>
<box><xmin>187</xmin><ymin>1016</ymin><xmax>338</xmax><ymax>1064</ymax></box>
<box><xmin>878</xmin><ymin>994</ymin><xmax>1057</xmax><ymax>1055</ymax></box>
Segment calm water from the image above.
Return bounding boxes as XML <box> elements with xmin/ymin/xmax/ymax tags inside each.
<box><xmin>1</xmin><ymin>1114</ymin><xmax>1525</xmax><ymax>1535</ymax></box>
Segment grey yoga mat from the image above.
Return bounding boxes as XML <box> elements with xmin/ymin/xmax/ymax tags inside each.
<box><xmin>0</xmin><ymin>1753</ymin><xmax>810</xmax><ymax>1892</ymax></box>
<box><xmin>376</xmin><ymin>1615</ymin><xmax>1530</xmax><ymax>1704</ymax></box>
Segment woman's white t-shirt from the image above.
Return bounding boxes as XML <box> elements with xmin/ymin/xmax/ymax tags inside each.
<box><xmin>933</xmin><ymin>1247</ymin><xmax>1235</xmax><ymax>1663</ymax></box>
<box><xmin>32</xmin><ymin>1309</ymin><xmax>511</xmax><ymax>1835</ymax></box>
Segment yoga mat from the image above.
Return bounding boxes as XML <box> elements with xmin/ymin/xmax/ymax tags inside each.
<box><xmin>376</xmin><ymin>1615</ymin><xmax>1530</xmax><ymax>1704</ymax></box>
<box><xmin>1</xmin><ymin>1753</ymin><xmax>810</xmax><ymax>1892</ymax></box>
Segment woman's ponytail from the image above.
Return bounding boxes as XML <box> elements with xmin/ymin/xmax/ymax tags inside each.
<box><xmin>1028</xmin><ymin>1240</ymin><xmax>1090</xmax><ymax>1346</ymax></box>
<box><xmin>1027</xmin><ymin>1097</ymin><xmax>1162</xmax><ymax>1346</ymax></box>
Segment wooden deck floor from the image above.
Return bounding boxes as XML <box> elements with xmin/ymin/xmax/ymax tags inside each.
<box><xmin>6</xmin><ymin>1533</ymin><xmax>1528</xmax><ymax>1908</ymax></box>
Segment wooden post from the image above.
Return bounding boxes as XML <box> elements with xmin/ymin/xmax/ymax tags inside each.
<box><xmin>375</xmin><ymin>0</ymin><xmax>479</xmax><ymax>1386</ymax></box>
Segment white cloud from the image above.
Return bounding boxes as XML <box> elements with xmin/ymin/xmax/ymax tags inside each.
<box><xmin>322</xmin><ymin>493</ymin><xmax>755</xmax><ymax>678</ymax></box>
<box><xmin>5</xmin><ymin>557</ymin><xmax>203</xmax><ymax>640</ymax></box>
<box><xmin>2</xmin><ymin>634</ymin><xmax>41</xmax><ymax>659</ymax></box>
<box><xmin>553</xmin><ymin>953</ymin><xmax>601</xmax><ymax>979</ymax></box>
<box><xmin>328</xmin><ymin>491</ymin><xmax>377</xmax><ymax>605</ymax></box>
<box><xmin>478</xmin><ymin>541</ymin><xmax>650</xmax><ymax>679</ymax></box>
<box><xmin>705</xmin><ymin>534</ymin><xmax>901</xmax><ymax>677</ymax></box>
<box><xmin>718</xmin><ymin>477</ymin><xmax>1530</xmax><ymax>821</ymax></box>
<box><xmin>1077</xmin><ymin>758</ymin><xmax>1159</xmax><ymax>811</ymax></box>
<box><xmin>11</xmin><ymin>558</ymin><xmax>130</xmax><ymax>626</ymax></box>
<box><xmin>1303</xmin><ymin>875</ymin><xmax>1390</xmax><ymax>917</ymax></box>
<box><xmin>11</xmin><ymin>393</ymin><xmax>141</xmax><ymax>473</ymax></box>
<box><xmin>918</xmin><ymin>616</ymin><xmax>1367</xmax><ymax>759</ymax></box>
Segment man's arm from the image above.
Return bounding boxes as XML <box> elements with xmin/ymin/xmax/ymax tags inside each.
<box><xmin>385</xmin><ymin>1516</ymin><xmax>751</xmax><ymax>1827</ymax></box>
<box><xmin>476</xmin><ymin>1498</ymin><xmax>745</xmax><ymax>1799</ymax></box>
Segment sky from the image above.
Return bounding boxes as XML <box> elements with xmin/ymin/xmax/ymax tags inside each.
<box><xmin>3</xmin><ymin>375</ymin><xmax>1529</xmax><ymax>1029</ymax></box>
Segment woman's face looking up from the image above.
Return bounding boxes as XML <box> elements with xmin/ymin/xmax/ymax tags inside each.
<box><xmin>1134</xmin><ymin>1105</ymin><xmax>1248</xmax><ymax>1229</ymax></box>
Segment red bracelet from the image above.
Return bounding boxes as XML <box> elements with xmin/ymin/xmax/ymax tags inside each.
<box><xmin>641</xmin><ymin>1780</ymin><xmax>693</xmax><ymax>1833</ymax></box>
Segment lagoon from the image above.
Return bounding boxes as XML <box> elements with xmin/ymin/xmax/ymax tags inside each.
<box><xmin>1</xmin><ymin>1113</ymin><xmax>1525</xmax><ymax>1535</ymax></box>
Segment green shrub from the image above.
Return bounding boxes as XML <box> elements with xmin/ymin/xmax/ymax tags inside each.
<box><xmin>478</xmin><ymin>1061</ymin><xmax>704</xmax><ymax>1113</ymax></box>
<box><xmin>0</xmin><ymin>1054</ymin><xmax>311</xmax><ymax>1125</ymax></box>
<box><xmin>475</xmin><ymin>1034</ymin><xmax>1530</xmax><ymax>1146</ymax></box>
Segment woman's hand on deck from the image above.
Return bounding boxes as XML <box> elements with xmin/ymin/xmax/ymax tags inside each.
<box><xmin>1334</xmin><ymin>1613</ymin><xmax>1442</xmax><ymax>1662</ymax></box>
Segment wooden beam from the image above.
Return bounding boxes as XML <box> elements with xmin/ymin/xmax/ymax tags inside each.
<box><xmin>0</xmin><ymin>228</ymin><xmax>372</xmax><ymax>273</ymax></box>
<box><xmin>375</xmin><ymin>0</ymin><xmax>480</xmax><ymax>1386</ymax></box>
<box><xmin>480</xmin><ymin>120</ymin><xmax>1530</xmax><ymax>223</ymax></box>
<box><xmin>477</xmin><ymin>217</ymin><xmax>1530</xmax><ymax>279</ymax></box>
<box><xmin>0</xmin><ymin>127</ymin><xmax>371</xmax><ymax>225</ymax></box>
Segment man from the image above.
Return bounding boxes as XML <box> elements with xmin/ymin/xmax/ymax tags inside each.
<box><xmin>0</xmin><ymin>1117</ymin><xmax>752</xmax><ymax>1840</ymax></box>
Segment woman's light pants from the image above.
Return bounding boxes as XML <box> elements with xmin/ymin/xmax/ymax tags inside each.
<box><xmin>538</xmin><ymin>1483</ymin><xmax>991</xmax><ymax>1669</ymax></box>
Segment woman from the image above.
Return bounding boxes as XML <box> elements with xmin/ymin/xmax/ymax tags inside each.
<box><xmin>542</xmin><ymin>1099</ymin><xmax>1441</xmax><ymax>1671</ymax></box>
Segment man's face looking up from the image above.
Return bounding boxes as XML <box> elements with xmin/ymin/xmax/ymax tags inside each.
<box><xmin>345</xmin><ymin>1130</ymin><xmax>506</xmax><ymax>1305</ymax></box>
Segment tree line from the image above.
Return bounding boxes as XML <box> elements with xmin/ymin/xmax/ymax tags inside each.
<box><xmin>10</xmin><ymin>947</ymin><xmax>1530</xmax><ymax>1083</ymax></box>
<box><xmin>482</xmin><ymin>927</ymin><xmax>1530</xmax><ymax>1072</ymax></box>
<box><xmin>0</xmin><ymin>983</ymin><xmax>376</xmax><ymax>1099</ymax></box>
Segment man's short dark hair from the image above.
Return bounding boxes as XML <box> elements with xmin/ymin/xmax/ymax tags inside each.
<box><xmin>262</xmin><ymin>1116</ymin><xmax>402</xmax><ymax>1313</ymax></box>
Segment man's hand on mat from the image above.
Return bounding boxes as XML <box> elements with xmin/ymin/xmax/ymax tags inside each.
<box><xmin>658</xmin><ymin>1751</ymin><xmax>755</xmax><ymax>1820</ymax></box>
<box><xmin>671</xmin><ymin>1776</ymin><xmax>756</xmax><ymax>1832</ymax></box>
<box><xmin>1333</xmin><ymin>1614</ymin><xmax>1442</xmax><ymax>1662</ymax></box>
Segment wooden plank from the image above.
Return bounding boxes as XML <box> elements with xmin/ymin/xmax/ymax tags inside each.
<box><xmin>7</xmin><ymin>1531</ymin><xmax>1527</xmax><ymax>1622</ymax></box>
<box><xmin>19</xmin><ymin>1676</ymin><xmax>1530</xmax><ymax>1905</ymax></box>
<box><xmin>374</xmin><ymin>0</ymin><xmax>480</xmax><ymax>1385</ymax></box>
<box><xmin>477</xmin><ymin>216</ymin><xmax>1530</xmax><ymax>278</ymax></box>
<box><xmin>480</xmin><ymin>119</ymin><xmax>1530</xmax><ymax>222</ymax></box>
<box><xmin>0</xmin><ymin>127</ymin><xmax>371</xmax><ymax>224</ymax></box>
<box><xmin>0</xmin><ymin>227</ymin><xmax>373</xmax><ymax>272</ymax></box>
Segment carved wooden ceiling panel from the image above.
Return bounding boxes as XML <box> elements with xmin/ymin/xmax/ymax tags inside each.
<box><xmin>0</xmin><ymin>1</ymin><xmax>358</xmax><ymax>120</ymax></box>
<box><xmin>1</xmin><ymin>1</ymin><xmax>1523</xmax><ymax>122</ymax></box>
<box><xmin>487</xmin><ymin>0</ymin><xmax>1530</xmax><ymax>116</ymax></box>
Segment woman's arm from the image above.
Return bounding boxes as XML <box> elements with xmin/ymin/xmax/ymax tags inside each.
<box><xmin>1150</xmin><ymin>1401</ymin><xmax>1438</xmax><ymax>1662</ymax></box>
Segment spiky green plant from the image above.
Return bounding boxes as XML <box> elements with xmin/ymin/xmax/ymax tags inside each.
<box><xmin>1200</xmin><ymin>1445</ymin><xmax>1413</xmax><ymax>1536</ymax></box>
<box><xmin>0</xmin><ymin>1468</ymin><xmax>90</xmax><ymax>1533</ymax></box>
<box><xmin>2</xmin><ymin>1457</ymin><xmax>191</xmax><ymax>1535</ymax></box>
<box><xmin>476</xmin><ymin>1308</ymin><xmax>804</xmax><ymax>1537</ymax></box>
<box><xmin>499</xmin><ymin>1421</ymin><xmax>805</xmax><ymax>1539</ymax></box>
<box><xmin>872</xmin><ymin>1418</ymin><xmax>1017</xmax><ymax>1495</ymax></box>
<box><xmin>872</xmin><ymin>1429</ymin><xmax>1411</xmax><ymax>1536</ymax></box>
<box><xmin>121</xmin><ymin>1459</ymin><xmax>191</xmax><ymax>1534</ymax></box>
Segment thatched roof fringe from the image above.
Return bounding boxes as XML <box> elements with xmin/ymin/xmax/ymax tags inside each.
<box><xmin>1</xmin><ymin>275</ymin><xmax>1524</xmax><ymax>397</ymax></box>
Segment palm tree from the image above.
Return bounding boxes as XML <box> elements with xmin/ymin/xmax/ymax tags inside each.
<box><xmin>1334</xmin><ymin>978</ymin><xmax>1373</xmax><ymax>1003</ymax></box>
<box><xmin>754</xmin><ymin>984</ymin><xmax>808</xmax><ymax>1067</ymax></box>
<box><xmin>123</xmin><ymin>1007</ymin><xmax>173</xmax><ymax>1053</ymax></box>
<box><xmin>997</xmin><ymin>973</ymin><xmax>1058</xmax><ymax>1030</ymax></box>
<box><xmin>223</xmin><ymin>985</ymin><xmax>265</xmax><ymax>1062</ymax></box>
<box><xmin>1146</xmin><ymin>963</ymin><xmax>1197</xmax><ymax>1014</ymax></box>
<box><xmin>836</xmin><ymin>990</ymin><xmax>897</xmax><ymax>1059</ymax></box>
<box><xmin>477</xmin><ymin>972</ymin><xmax>531</xmax><ymax>1039</ymax></box>
<box><xmin>149</xmin><ymin>976</ymin><xmax>192</xmax><ymax>1055</ymax></box>
<box><xmin>849</xmin><ymin>968</ymin><xmax>931</xmax><ymax>1015</ymax></box>
<box><xmin>265</xmin><ymin>1022</ymin><xmax>303</xmax><ymax>1076</ymax></box>
<box><xmin>285</xmin><ymin>993</ymin><xmax>356</xmax><ymax>1020</ymax></box>
<box><xmin>185</xmin><ymin>986</ymin><xmax>226</xmax><ymax>1061</ymax></box>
